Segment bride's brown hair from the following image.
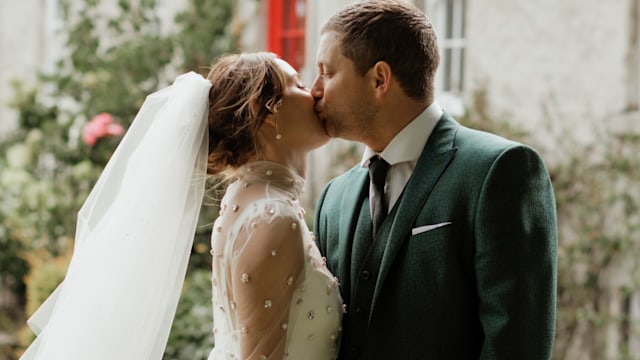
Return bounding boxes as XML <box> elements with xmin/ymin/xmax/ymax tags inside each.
<box><xmin>205</xmin><ymin>52</ymin><xmax>287</xmax><ymax>176</ymax></box>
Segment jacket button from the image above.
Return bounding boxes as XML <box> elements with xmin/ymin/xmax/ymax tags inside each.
<box><xmin>361</xmin><ymin>270</ymin><xmax>370</xmax><ymax>280</ymax></box>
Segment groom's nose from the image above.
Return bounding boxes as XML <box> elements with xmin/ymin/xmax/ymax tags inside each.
<box><xmin>311</xmin><ymin>76</ymin><xmax>323</xmax><ymax>100</ymax></box>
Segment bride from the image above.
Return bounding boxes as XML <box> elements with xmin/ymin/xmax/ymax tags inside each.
<box><xmin>22</xmin><ymin>52</ymin><xmax>343</xmax><ymax>360</ymax></box>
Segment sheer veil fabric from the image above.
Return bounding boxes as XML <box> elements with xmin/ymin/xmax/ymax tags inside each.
<box><xmin>21</xmin><ymin>72</ymin><xmax>212</xmax><ymax>359</ymax></box>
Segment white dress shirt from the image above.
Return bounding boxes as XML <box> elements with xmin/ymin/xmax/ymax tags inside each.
<box><xmin>361</xmin><ymin>101</ymin><xmax>443</xmax><ymax>215</ymax></box>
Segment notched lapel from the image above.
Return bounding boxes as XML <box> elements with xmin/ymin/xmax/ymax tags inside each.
<box><xmin>336</xmin><ymin>167</ymin><xmax>369</xmax><ymax>299</ymax></box>
<box><xmin>371</xmin><ymin>113</ymin><xmax>459</xmax><ymax>310</ymax></box>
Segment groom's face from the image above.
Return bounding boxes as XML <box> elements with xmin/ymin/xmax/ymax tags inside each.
<box><xmin>311</xmin><ymin>31</ymin><xmax>376</xmax><ymax>142</ymax></box>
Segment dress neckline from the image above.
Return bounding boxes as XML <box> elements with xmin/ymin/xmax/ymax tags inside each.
<box><xmin>236</xmin><ymin>161</ymin><xmax>305</xmax><ymax>198</ymax></box>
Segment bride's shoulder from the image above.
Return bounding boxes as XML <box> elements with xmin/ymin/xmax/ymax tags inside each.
<box><xmin>220</xmin><ymin>190</ymin><xmax>300</xmax><ymax>231</ymax></box>
<box><xmin>230</xmin><ymin>201</ymin><xmax>304</xmax><ymax>261</ymax></box>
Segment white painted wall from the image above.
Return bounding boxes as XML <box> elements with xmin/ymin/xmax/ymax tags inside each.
<box><xmin>0</xmin><ymin>0</ymin><xmax>46</xmax><ymax>138</ymax></box>
<box><xmin>464</xmin><ymin>0</ymin><xmax>632</xmax><ymax>153</ymax></box>
<box><xmin>235</xmin><ymin>0</ymin><xmax>267</xmax><ymax>51</ymax></box>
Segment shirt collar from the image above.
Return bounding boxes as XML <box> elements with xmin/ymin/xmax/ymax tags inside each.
<box><xmin>361</xmin><ymin>101</ymin><xmax>443</xmax><ymax>168</ymax></box>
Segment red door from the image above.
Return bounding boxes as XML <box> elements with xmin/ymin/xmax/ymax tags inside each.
<box><xmin>267</xmin><ymin>0</ymin><xmax>306</xmax><ymax>70</ymax></box>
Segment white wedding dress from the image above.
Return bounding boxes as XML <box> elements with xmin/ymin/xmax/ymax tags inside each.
<box><xmin>208</xmin><ymin>161</ymin><xmax>343</xmax><ymax>360</ymax></box>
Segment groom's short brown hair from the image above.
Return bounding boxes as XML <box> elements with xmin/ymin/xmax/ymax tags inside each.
<box><xmin>321</xmin><ymin>0</ymin><xmax>440</xmax><ymax>103</ymax></box>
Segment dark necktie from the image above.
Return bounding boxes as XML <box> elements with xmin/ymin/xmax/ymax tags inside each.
<box><xmin>368</xmin><ymin>156</ymin><xmax>390</xmax><ymax>239</ymax></box>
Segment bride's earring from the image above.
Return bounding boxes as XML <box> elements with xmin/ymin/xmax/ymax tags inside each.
<box><xmin>265</xmin><ymin>98</ymin><xmax>283</xmax><ymax>140</ymax></box>
<box><xmin>275</xmin><ymin>121</ymin><xmax>282</xmax><ymax>140</ymax></box>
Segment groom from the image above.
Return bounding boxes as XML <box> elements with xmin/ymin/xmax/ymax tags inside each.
<box><xmin>312</xmin><ymin>1</ymin><xmax>557</xmax><ymax>359</ymax></box>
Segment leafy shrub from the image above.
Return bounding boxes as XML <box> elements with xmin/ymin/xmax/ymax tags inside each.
<box><xmin>164</xmin><ymin>269</ymin><xmax>215</xmax><ymax>360</ymax></box>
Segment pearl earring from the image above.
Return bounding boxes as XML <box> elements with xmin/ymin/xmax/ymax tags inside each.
<box><xmin>275</xmin><ymin>121</ymin><xmax>282</xmax><ymax>140</ymax></box>
<box><xmin>265</xmin><ymin>99</ymin><xmax>283</xmax><ymax>140</ymax></box>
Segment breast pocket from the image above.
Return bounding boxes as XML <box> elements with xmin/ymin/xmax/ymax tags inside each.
<box><xmin>409</xmin><ymin>221</ymin><xmax>455</xmax><ymax>244</ymax></box>
<box><xmin>407</xmin><ymin>222</ymin><xmax>461</xmax><ymax>280</ymax></box>
<box><xmin>411</xmin><ymin>222</ymin><xmax>452</xmax><ymax>236</ymax></box>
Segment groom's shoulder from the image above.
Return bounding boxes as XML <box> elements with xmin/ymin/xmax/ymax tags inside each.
<box><xmin>316</xmin><ymin>164</ymin><xmax>363</xmax><ymax>213</ymax></box>
<box><xmin>452</xmin><ymin>119</ymin><xmax>526</xmax><ymax>156</ymax></box>
<box><xmin>323</xmin><ymin>164</ymin><xmax>364</xmax><ymax>194</ymax></box>
<box><xmin>335</xmin><ymin>163</ymin><xmax>364</xmax><ymax>182</ymax></box>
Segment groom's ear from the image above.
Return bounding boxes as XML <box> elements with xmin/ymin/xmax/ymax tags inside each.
<box><xmin>371</xmin><ymin>61</ymin><xmax>392</xmax><ymax>98</ymax></box>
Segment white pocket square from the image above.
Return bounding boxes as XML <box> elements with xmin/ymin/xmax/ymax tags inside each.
<box><xmin>411</xmin><ymin>222</ymin><xmax>452</xmax><ymax>235</ymax></box>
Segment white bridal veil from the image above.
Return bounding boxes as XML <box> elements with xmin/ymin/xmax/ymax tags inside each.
<box><xmin>21</xmin><ymin>72</ymin><xmax>212</xmax><ymax>359</ymax></box>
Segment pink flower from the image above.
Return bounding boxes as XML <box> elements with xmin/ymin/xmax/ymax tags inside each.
<box><xmin>82</xmin><ymin>113</ymin><xmax>125</xmax><ymax>147</ymax></box>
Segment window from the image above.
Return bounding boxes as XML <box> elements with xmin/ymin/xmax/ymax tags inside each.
<box><xmin>267</xmin><ymin>0</ymin><xmax>307</xmax><ymax>70</ymax></box>
<box><xmin>438</xmin><ymin>0</ymin><xmax>466</xmax><ymax>94</ymax></box>
<box><xmin>419</xmin><ymin>0</ymin><xmax>466</xmax><ymax>115</ymax></box>
<box><xmin>421</xmin><ymin>0</ymin><xmax>466</xmax><ymax>95</ymax></box>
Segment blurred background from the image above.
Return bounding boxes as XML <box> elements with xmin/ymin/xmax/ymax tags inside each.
<box><xmin>0</xmin><ymin>0</ymin><xmax>639</xmax><ymax>359</ymax></box>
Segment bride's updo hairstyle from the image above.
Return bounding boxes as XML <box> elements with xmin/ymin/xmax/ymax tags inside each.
<box><xmin>205</xmin><ymin>52</ymin><xmax>287</xmax><ymax>176</ymax></box>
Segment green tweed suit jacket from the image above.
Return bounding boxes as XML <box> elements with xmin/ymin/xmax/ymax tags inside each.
<box><xmin>314</xmin><ymin>113</ymin><xmax>557</xmax><ymax>359</ymax></box>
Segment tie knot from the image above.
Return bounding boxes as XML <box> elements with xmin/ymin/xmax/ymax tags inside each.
<box><xmin>368</xmin><ymin>156</ymin><xmax>390</xmax><ymax>189</ymax></box>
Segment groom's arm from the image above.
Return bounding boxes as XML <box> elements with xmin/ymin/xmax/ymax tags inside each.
<box><xmin>474</xmin><ymin>144</ymin><xmax>558</xmax><ymax>359</ymax></box>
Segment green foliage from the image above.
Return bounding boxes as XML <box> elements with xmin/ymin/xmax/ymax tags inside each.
<box><xmin>12</xmin><ymin>251</ymin><xmax>73</xmax><ymax>355</ymax></box>
<box><xmin>458</xmin><ymin>87</ymin><xmax>528</xmax><ymax>140</ymax></box>
<box><xmin>0</xmin><ymin>213</ymin><xmax>28</xmax><ymax>295</ymax></box>
<box><xmin>22</xmin><ymin>251</ymin><xmax>71</xmax><ymax>321</ymax></box>
<box><xmin>46</xmin><ymin>0</ymin><xmax>175</xmax><ymax>131</ymax></box>
<box><xmin>175</xmin><ymin>0</ymin><xmax>236</xmax><ymax>74</ymax></box>
<box><xmin>164</xmin><ymin>269</ymin><xmax>215</xmax><ymax>360</ymax></box>
<box><xmin>551</xmin><ymin>131</ymin><xmax>640</xmax><ymax>359</ymax></box>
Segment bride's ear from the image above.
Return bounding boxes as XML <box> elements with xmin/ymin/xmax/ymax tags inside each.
<box><xmin>260</xmin><ymin>97</ymin><xmax>283</xmax><ymax>139</ymax></box>
<box><xmin>263</xmin><ymin>113</ymin><xmax>277</xmax><ymax>128</ymax></box>
<box><xmin>261</xmin><ymin>113</ymin><xmax>283</xmax><ymax>141</ymax></box>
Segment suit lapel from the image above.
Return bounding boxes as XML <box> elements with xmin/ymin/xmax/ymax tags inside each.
<box><xmin>337</xmin><ymin>167</ymin><xmax>369</xmax><ymax>300</ymax></box>
<box><xmin>371</xmin><ymin>113</ymin><xmax>459</xmax><ymax>308</ymax></box>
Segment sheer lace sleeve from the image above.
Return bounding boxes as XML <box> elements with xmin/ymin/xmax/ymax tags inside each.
<box><xmin>229</xmin><ymin>202</ymin><xmax>305</xmax><ymax>360</ymax></box>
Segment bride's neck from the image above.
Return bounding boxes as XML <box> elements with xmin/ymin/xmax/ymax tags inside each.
<box><xmin>252</xmin><ymin>148</ymin><xmax>308</xmax><ymax>179</ymax></box>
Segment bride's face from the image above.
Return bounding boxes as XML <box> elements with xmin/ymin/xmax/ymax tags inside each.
<box><xmin>271</xmin><ymin>58</ymin><xmax>330</xmax><ymax>150</ymax></box>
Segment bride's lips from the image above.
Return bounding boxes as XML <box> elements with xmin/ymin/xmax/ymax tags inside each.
<box><xmin>319</xmin><ymin>117</ymin><xmax>330</xmax><ymax>136</ymax></box>
<box><xmin>314</xmin><ymin>106</ymin><xmax>323</xmax><ymax>121</ymax></box>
